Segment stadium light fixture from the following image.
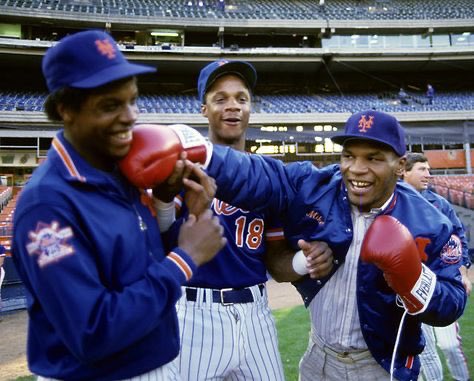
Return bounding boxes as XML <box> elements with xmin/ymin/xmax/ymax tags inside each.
<box><xmin>151</xmin><ymin>31</ymin><xmax>180</xmax><ymax>37</ymax></box>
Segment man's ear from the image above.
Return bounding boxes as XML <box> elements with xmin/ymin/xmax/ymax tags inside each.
<box><xmin>395</xmin><ymin>156</ymin><xmax>407</xmax><ymax>177</ymax></box>
<box><xmin>201</xmin><ymin>104</ymin><xmax>208</xmax><ymax>118</ymax></box>
<box><xmin>57</xmin><ymin>103</ymin><xmax>73</xmax><ymax>123</ymax></box>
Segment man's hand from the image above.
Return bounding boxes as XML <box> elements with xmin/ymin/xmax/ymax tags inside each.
<box><xmin>183</xmin><ymin>162</ymin><xmax>216</xmax><ymax>217</ymax></box>
<box><xmin>297</xmin><ymin>239</ymin><xmax>334</xmax><ymax>279</ymax></box>
<box><xmin>265</xmin><ymin>239</ymin><xmax>334</xmax><ymax>282</ymax></box>
<box><xmin>152</xmin><ymin>152</ymin><xmax>188</xmax><ymax>202</ymax></box>
<box><xmin>178</xmin><ymin>210</ymin><xmax>227</xmax><ymax>267</ymax></box>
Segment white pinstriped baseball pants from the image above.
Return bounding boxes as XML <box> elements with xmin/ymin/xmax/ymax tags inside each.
<box><xmin>36</xmin><ymin>360</ymin><xmax>181</xmax><ymax>381</ymax></box>
<box><xmin>420</xmin><ymin>323</ymin><xmax>470</xmax><ymax>381</ymax></box>
<box><xmin>176</xmin><ymin>284</ymin><xmax>285</xmax><ymax>381</ymax></box>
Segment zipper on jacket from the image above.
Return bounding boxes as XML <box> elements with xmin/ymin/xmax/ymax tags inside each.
<box><xmin>133</xmin><ymin>204</ymin><xmax>147</xmax><ymax>232</ymax></box>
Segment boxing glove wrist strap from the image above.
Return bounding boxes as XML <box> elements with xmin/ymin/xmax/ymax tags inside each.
<box><xmin>292</xmin><ymin>250</ymin><xmax>309</xmax><ymax>276</ymax></box>
<box><xmin>169</xmin><ymin>124</ymin><xmax>206</xmax><ymax>149</ymax></box>
<box><xmin>154</xmin><ymin>199</ymin><xmax>176</xmax><ymax>233</ymax></box>
<box><xmin>398</xmin><ymin>263</ymin><xmax>437</xmax><ymax>315</ymax></box>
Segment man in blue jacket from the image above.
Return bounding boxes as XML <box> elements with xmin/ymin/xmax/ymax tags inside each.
<box><xmin>12</xmin><ymin>30</ymin><xmax>226</xmax><ymax>381</ymax></box>
<box><xmin>200</xmin><ymin>109</ymin><xmax>467</xmax><ymax>381</ymax></box>
<box><xmin>403</xmin><ymin>152</ymin><xmax>471</xmax><ymax>381</ymax></box>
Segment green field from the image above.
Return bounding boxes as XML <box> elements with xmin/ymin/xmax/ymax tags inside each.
<box><xmin>12</xmin><ymin>292</ymin><xmax>473</xmax><ymax>381</ymax></box>
<box><xmin>274</xmin><ymin>292</ymin><xmax>474</xmax><ymax>381</ymax></box>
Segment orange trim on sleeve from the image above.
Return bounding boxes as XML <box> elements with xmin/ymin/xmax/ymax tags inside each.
<box><xmin>167</xmin><ymin>251</ymin><xmax>193</xmax><ymax>281</ymax></box>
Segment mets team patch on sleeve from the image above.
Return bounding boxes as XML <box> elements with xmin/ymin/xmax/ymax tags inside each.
<box><xmin>26</xmin><ymin>221</ymin><xmax>75</xmax><ymax>267</ymax></box>
<box><xmin>440</xmin><ymin>234</ymin><xmax>462</xmax><ymax>265</ymax></box>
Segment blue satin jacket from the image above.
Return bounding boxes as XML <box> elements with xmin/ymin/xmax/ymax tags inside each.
<box><xmin>12</xmin><ymin>131</ymin><xmax>196</xmax><ymax>381</ymax></box>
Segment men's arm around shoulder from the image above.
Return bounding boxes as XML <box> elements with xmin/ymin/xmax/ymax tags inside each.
<box><xmin>205</xmin><ymin>143</ymin><xmax>339</xmax><ymax>214</ymax></box>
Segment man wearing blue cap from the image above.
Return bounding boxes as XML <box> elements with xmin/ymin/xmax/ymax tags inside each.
<box><xmin>153</xmin><ymin>59</ymin><xmax>333</xmax><ymax>381</ymax></box>
<box><xmin>11</xmin><ymin>29</ymin><xmax>226</xmax><ymax>381</ymax></box>
<box><xmin>194</xmin><ymin>109</ymin><xmax>467</xmax><ymax>380</ymax></box>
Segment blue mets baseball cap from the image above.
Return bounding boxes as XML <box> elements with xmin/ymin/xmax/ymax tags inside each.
<box><xmin>331</xmin><ymin>110</ymin><xmax>406</xmax><ymax>156</ymax></box>
<box><xmin>42</xmin><ymin>30</ymin><xmax>156</xmax><ymax>93</ymax></box>
<box><xmin>197</xmin><ymin>59</ymin><xmax>257</xmax><ymax>103</ymax></box>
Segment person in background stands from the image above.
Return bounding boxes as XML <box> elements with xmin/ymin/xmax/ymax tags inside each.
<box><xmin>426</xmin><ymin>84</ymin><xmax>435</xmax><ymax>105</ymax></box>
<box><xmin>398</xmin><ymin>87</ymin><xmax>409</xmax><ymax>105</ymax></box>
<box><xmin>402</xmin><ymin>152</ymin><xmax>471</xmax><ymax>381</ymax></box>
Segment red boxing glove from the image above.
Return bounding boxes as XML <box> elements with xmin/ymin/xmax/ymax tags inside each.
<box><xmin>361</xmin><ymin>215</ymin><xmax>436</xmax><ymax>314</ymax></box>
<box><xmin>119</xmin><ymin>124</ymin><xmax>209</xmax><ymax>188</ymax></box>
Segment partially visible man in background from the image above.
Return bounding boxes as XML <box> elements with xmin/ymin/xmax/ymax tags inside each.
<box><xmin>403</xmin><ymin>152</ymin><xmax>471</xmax><ymax>381</ymax></box>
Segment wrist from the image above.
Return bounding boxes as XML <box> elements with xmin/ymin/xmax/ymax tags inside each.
<box><xmin>154</xmin><ymin>198</ymin><xmax>176</xmax><ymax>232</ymax></box>
<box><xmin>153</xmin><ymin>198</ymin><xmax>175</xmax><ymax>210</ymax></box>
<box><xmin>292</xmin><ymin>250</ymin><xmax>309</xmax><ymax>276</ymax></box>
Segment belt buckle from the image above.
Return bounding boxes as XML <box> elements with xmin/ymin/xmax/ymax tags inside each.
<box><xmin>219</xmin><ymin>288</ymin><xmax>234</xmax><ymax>305</ymax></box>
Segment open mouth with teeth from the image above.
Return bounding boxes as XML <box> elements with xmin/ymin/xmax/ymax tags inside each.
<box><xmin>110</xmin><ymin>130</ymin><xmax>133</xmax><ymax>151</ymax></box>
<box><xmin>347</xmin><ymin>180</ymin><xmax>374</xmax><ymax>197</ymax></box>
<box><xmin>351</xmin><ymin>180</ymin><xmax>371</xmax><ymax>188</ymax></box>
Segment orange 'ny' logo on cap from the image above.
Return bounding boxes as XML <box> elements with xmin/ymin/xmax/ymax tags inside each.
<box><xmin>95</xmin><ymin>39</ymin><xmax>116</xmax><ymax>59</ymax></box>
<box><xmin>358</xmin><ymin>115</ymin><xmax>374</xmax><ymax>133</ymax></box>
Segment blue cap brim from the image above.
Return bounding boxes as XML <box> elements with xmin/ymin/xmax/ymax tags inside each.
<box><xmin>331</xmin><ymin>135</ymin><xmax>405</xmax><ymax>156</ymax></box>
<box><xmin>70</xmin><ymin>62</ymin><xmax>156</xmax><ymax>89</ymax></box>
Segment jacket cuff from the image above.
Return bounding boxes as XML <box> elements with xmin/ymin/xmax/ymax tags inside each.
<box><xmin>164</xmin><ymin>247</ymin><xmax>197</xmax><ymax>282</ymax></box>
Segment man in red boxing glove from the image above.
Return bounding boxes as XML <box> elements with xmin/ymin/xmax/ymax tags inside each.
<box><xmin>196</xmin><ymin>109</ymin><xmax>467</xmax><ymax>381</ymax></box>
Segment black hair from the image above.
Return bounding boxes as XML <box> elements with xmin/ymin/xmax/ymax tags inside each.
<box><xmin>44</xmin><ymin>77</ymin><xmax>136</xmax><ymax>122</ymax></box>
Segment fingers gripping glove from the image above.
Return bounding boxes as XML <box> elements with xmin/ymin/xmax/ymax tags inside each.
<box><xmin>119</xmin><ymin>124</ymin><xmax>211</xmax><ymax>188</ymax></box>
<box><xmin>361</xmin><ymin>215</ymin><xmax>437</xmax><ymax>315</ymax></box>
